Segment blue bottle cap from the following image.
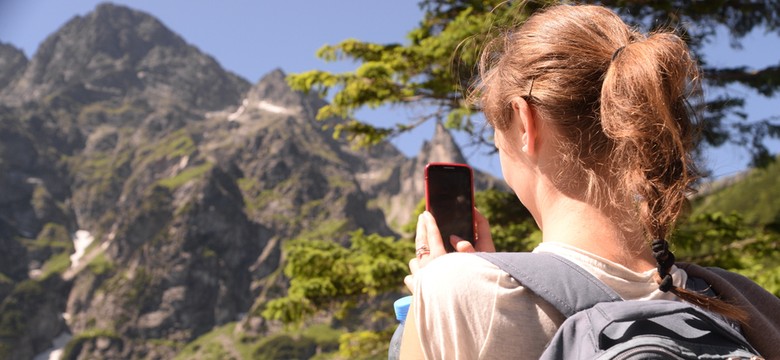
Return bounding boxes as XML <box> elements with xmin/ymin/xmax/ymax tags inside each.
<box><xmin>394</xmin><ymin>296</ymin><xmax>413</xmax><ymax>321</ymax></box>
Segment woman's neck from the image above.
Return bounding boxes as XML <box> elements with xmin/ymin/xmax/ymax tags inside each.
<box><xmin>536</xmin><ymin>192</ymin><xmax>656</xmax><ymax>272</ymax></box>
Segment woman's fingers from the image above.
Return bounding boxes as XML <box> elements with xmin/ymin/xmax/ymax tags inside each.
<box><xmin>409</xmin><ymin>211</ymin><xmax>447</xmax><ymax>276</ymax></box>
<box><xmin>422</xmin><ymin>211</ymin><xmax>446</xmax><ymax>257</ymax></box>
<box><xmin>474</xmin><ymin>208</ymin><xmax>496</xmax><ymax>252</ymax></box>
<box><xmin>414</xmin><ymin>213</ymin><xmax>428</xmax><ymax>257</ymax></box>
<box><xmin>409</xmin><ymin>257</ymin><xmax>420</xmax><ymax>274</ymax></box>
<box><xmin>404</xmin><ymin>275</ymin><xmax>415</xmax><ymax>293</ymax></box>
<box><xmin>406</xmin><ymin>246</ymin><xmax>422</xmax><ymax>293</ymax></box>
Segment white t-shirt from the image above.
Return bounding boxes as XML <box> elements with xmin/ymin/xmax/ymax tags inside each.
<box><xmin>410</xmin><ymin>242</ymin><xmax>688</xmax><ymax>360</ymax></box>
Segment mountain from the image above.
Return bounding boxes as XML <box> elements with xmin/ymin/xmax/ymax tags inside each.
<box><xmin>0</xmin><ymin>3</ymin><xmax>249</xmax><ymax>111</ymax></box>
<box><xmin>0</xmin><ymin>42</ymin><xmax>28</xmax><ymax>90</ymax></box>
<box><xmin>0</xmin><ymin>3</ymin><xmax>506</xmax><ymax>359</ymax></box>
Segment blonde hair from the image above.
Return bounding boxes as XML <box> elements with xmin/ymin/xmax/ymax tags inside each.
<box><xmin>474</xmin><ymin>4</ymin><xmax>746</xmax><ymax>321</ymax></box>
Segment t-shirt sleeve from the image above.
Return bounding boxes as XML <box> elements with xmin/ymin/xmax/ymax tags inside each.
<box><xmin>411</xmin><ymin>252</ymin><xmax>565</xmax><ymax>359</ymax></box>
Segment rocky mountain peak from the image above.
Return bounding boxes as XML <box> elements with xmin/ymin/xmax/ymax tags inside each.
<box><xmin>0</xmin><ymin>42</ymin><xmax>28</xmax><ymax>90</ymax></box>
<box><xmin>416</xmin><ymin>121</ymin><xmax>468</xmax><ymax>165</ymax></box>
<box><xmin>88</xmin><ymin>2</ymin><xmax>184</xmax><ymax>49</ymax></box>
<box><xmin>244</xmin><ymin>68</ymin><xmax>325</xmax><ymax>118</ymax></box>
<box><xmin>1</xmin><ymin>2</ymin><xmax>248</xmax><ymax>111</ymax></box>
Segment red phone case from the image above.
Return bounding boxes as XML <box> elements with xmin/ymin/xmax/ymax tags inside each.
<box><xmin>424</xmin><ymin>162</ymin><xmax>476</xmax><ymax>252</ymax></box>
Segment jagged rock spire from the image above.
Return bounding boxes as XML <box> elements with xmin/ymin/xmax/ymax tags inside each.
<box><xmin>416</xmin><ymin>121</ymin><xmax>468</xmax><ymax>165</ymax></box>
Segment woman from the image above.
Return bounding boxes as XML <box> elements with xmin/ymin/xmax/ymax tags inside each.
<box><xmin>401</xmin><ymin>4</ymin><xmax>779</xmax><ymax>359</ymax></box>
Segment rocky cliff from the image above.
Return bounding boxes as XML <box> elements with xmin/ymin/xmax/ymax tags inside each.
<box><xmin>0</xmin><ymin>3</ymin><xmax>504</xmax><ymax>359</ymax></box>
<box><xmin>0</xmin><ymin>42</ymin><xmax>28</xmax><ymax>90</ymax></box>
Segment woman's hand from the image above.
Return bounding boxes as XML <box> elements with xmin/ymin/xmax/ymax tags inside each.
<box><xmin>405</xmin><ymin>211</ymin><xmax>441</xmax><ymax>292</ymax></box>
<box><xmin>457</xmin><ymin>209</ymin><xmax>495</xmax><ymax>253</ymax></box>
<box><xmin>404</xmin><ymin>209</ymin><xmax>494</xmax><ymax>292</ymax></box>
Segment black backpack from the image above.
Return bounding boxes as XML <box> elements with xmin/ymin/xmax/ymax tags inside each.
<box><xmin>476</xmin><ymin>252</ymin><xmax>764</xmax><ymax>360</ymax></box>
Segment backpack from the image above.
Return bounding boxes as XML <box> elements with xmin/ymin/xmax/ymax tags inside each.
<box><xmin>476</xmin><ymin>252</ymin><xmax>764</xmax><ymax>360</ymax></box>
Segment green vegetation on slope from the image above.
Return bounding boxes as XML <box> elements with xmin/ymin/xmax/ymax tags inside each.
<box><xmin>176</xmin><ymin>322</ymin><xmax>342</xmax><ymax>360</ymax></box>
<box><xmin>679</xmin><ymin>158</ymin><xmax>780</xmax><ymax>296</ymax></box>
<box><xmin>157</xmin><ymin>162</ymin><xmax>214</xmax><ymax>189</ymax></box>
<box><xmin>693</xmin><ymin>157</ymin><xmax>780</xmax><ymax>229</ymax></box>
<box><xmin>61</xmin><ymin>329</ymin><xmax>122</xmax><ymax>360</ymax></box>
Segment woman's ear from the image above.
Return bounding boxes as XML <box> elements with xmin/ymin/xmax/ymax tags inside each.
<box><xmin>510</xmin><ymin>97</ymin><xmax>538</xmax><ymax>156</ymax></box>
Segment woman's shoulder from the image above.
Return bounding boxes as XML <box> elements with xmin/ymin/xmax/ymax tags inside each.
<box><xmin>415</xmin><ymin>252</ymin><xmax>565</xmax><ymax>326</ymax></box>
<box><xmin>413</xmin><ymin>252</ymin><xmax>566</xmax><ymax>359</ymax></box>
<box><xmin>417</xmin><ymin>252</ymin><xmax>512</xmax><ymax>287</ymax></box>
<box><xmin>414</xmin><ymin>252</ymin><xmax>528</xmax><ymax>311</ymax></box>
<box><xmin>423</xmin><ymin>251</ymin><xmax>504</xmax><ymax>270</ymax></box>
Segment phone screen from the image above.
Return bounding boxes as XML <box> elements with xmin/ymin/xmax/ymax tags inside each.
<box><xmin>425</xmin><ymin>163</ymin><xmax>475</xmax><ymax>253</ymax></box>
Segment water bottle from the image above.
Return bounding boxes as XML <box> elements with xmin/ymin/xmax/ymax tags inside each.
<box><xmin>388</xmin><ymin>295</ymin><xmax>412</xmax><ymax>360</ymax></box>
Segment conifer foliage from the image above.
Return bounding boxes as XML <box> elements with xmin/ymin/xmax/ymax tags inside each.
<box><xmin>290</xmin><ymin>0</ymin><xmax>780</xmax><ymax>166</ymax></box>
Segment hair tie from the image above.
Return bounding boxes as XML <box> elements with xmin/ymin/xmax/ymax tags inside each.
<box><xmin>652</xmin><ymin>238</ymin><xmax>677</xmax><ymax>292</ymax></box>
<box><xmin>651</xmin><ymin>238</ymin><xmax>669</xmax><ymax>261</ymax></box>
<box><xmin>652</xmin><ymin>243</ymin><xmax>676</xmax><ymax>272</ymax></box>
<box><xmin>611</xmin><ymin>46</ymin><xmax>626</xmax><ymax>62</ymax></box>
<box><xmin>658</xmin><ymin>274</ymin><xmax>674</xmax><ymax>292</ymax></box>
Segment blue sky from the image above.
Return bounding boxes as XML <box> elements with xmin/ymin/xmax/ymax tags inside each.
<box><xmin>0</xmin><ymin>0</ymin><xmax>778</xmax><ymax>179</ymax></box>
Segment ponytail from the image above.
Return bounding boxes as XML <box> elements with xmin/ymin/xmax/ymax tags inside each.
<box><xmin>601</xmin><ymin>32</ymin><xmax>697</xmax><ymax>240</ymax></box>
<box><xmin>601</xmin><ymin>34</ymin><xmax>748</xmax><ymax>323</ymax></box>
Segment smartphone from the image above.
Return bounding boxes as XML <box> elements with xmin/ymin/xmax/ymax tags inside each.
<box><xmin>424</xmin><ymin>162</ymin><xmax>476</xmax><ymax>253</ymax></box>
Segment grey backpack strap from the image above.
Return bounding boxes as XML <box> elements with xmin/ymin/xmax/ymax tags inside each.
<box><xmin>476</xmin><ymin>252</ymin><xmax>622</xmax><ymax>317</ymax></box>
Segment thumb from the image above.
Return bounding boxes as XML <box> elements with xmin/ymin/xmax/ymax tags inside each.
<box><xmin>451</xmin><ymin>235</ymin><xmax>476</xmax><ymax>253</ymax></box>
